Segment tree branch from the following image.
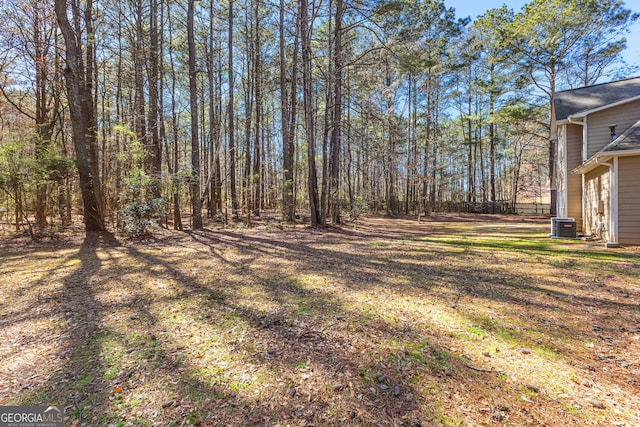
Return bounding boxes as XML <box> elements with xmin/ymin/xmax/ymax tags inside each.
<box><xmin>0</xmin><ymin>83</ymin><xmax>36</xmax><ymax>121</ymax></box>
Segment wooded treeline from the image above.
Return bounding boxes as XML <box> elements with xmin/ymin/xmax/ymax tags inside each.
<box><xmin>0</xmin><ymin>0</ymin><xmax>636</xmax><ymax>234</ymax></box>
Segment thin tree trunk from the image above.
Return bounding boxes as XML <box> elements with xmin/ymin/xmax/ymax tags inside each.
<box><xmin>385</xmin><ymin>59</ymin><xmax>396</xmax><ymax>216</ymax></box>
<box><xmin>466</xmin><ymin>75</ymin><xmax>474</xmax><ymax>204</ymax></box>
<box><xmin>423</xmin><ymin>72</ymin><xmax>432</xmax><ymax>216</ymax></box>
<box><xmin>280</xmin><ymin>0</ymin><xmax>296</xmax><ymax>222</ymax></box>
<box><xmin>243</xmin><ymin>5</ymin><xmax>254</xmax><ymax>220</ymax></box>
<box><xmin>157</xmin><ymin>0</ymin><xmax>168</xmax><ymax>226</ymax></box>
<box><xmin>207</xmin><ymin>0</ymin><xmax>218</xmax><ymax>217</ymax></box>
<box><xmin>548</xmin><ymin>70</ymin><xmax>557</xmax><ymax>216</ymax></box>
<box><xmin>229</xmin><ymin>0</ymin><xmax>239</xmax><ymax>219</ymax></box>
<box><xmin>346</xmin><ymin>68</ymin><xmax>353</xmax><ymax>215</ymax></box>
<box><xmin>329</xmin><ymin>0</ymin><xmax>343</xmax><ymax>224</ymax></box>
<box><xmin>188</xmin><ymin>0</ymin><xmax>202</xmax><ymax>229</ymax></box>
<box><xmin>253</xmin><ymin>0</ymin><xmax>262</xmax><ymax>217</ymax></box>
<box><xmin>134</xmin><ymin>0</ymin><xmax>146</xmax><ymax>148</ymax></box>
<box><xmin>167</xmin><ymin>3</ymin><xmax>182</xmax><ymax>230</ymax></box>
<box><xmin>429</xmin><ymin>78</ymin><xmax>438</xmax><ymax>212</ymax></box>
<box><xmin>321</xmin><ymin>0</ymin><xmax>333</xmax><ymax>226</ymax></box>
<box><xmin>300</xmin><ymin>0</ymin><xmax>321</xmax><ymax>226</ymax></box>
<box><xmin>33</xmin><ymin>1</ymin><xmax>57</xmax><ymax>230</ymax></box>
<box><xmin>114</xmin><ymin>4</ymin><xmax>124</xmax><ymax>229</ymax></box>
<box><xmin>148</xmin><ymin>0</ymin><xmax>161</xmax><ymax>200</ymax></box>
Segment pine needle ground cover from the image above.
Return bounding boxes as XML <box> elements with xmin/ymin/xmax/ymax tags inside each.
<box><xmin>1</xmin><ymin>215</ymin><xmax>638</xmax><ymax>426</ymax></box>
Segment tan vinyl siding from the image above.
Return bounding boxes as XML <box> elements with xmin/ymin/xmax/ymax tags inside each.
<box><xmin>556</xmin><ymin>125</ymin><xmax>567</xmax><ymax>217</ymax></box>
<box><xmin>584</xmin><ymin>166</ymin><xmax>609</xmax><ymax>238</ymax></box>
<box><xmin>556</xmin><ymin>125</ymin><xmax>566</xmax><ymax>193</ymax></box>
<box><xmin>566</xmin><ymin>124</ymin><xmax>583</xmax><ymax>230</ymax></box>
<box><xmin>618</xmin><ymin>156</ymin><xmax>640</xmax><ymax>245</ymax></box>
<box><xmin>587</xmin><ymin>99</ymin><xmax>640</xmax><ymax>158</ymax></box>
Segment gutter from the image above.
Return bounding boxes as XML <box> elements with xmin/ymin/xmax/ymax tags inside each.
<box><xmin>595</xmin><ymin>156</ymin><xmax>612</xmax><ymax>168</ymax></box>
<box><xmin>573</xmin><ymin>149</ymin><xmax>640</xmax><ymax>174</ymax></box>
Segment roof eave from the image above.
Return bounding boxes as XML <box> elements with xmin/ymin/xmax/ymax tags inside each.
<box><xmin>573</xmin><ymin>149</ymin><xmax>640</xmax><ymax>174</ymax></box>
<box><xmin>573</xmin><ymin>157</ymin><xmax>605</xmax><ymax>175</ymax></box>
<box><xmin>568</xmin><ymin>94</ymin><xmax>640</xmax><ymax>120</ymax></box>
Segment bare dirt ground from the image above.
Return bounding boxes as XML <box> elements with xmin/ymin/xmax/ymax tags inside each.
<box><xmin>0</xmin><ymin>214</ymin><xmax>639</xmax><ymax>426</ymax></box>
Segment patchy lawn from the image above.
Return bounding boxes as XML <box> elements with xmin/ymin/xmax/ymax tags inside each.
<box><xmin>1</xmin><ymin>214</ymin><xmax>639</xmax><ymax>426</ymax></box>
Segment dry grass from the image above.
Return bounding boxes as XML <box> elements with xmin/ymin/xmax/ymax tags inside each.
<box><xmin>0</xmin><ymin>214</ymin><xmax>639</xmax><ymax>426</ymax></box>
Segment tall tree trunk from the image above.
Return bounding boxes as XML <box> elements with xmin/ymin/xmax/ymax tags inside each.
<box><xmin>404</xmin><ymin>73</ymin><xmax>412</xmax><ymax>215</ymax></box>
<box><xmin>134</xmin><ymin>0</ymin><xmax>146</xmax><ymax>149</ymax></box>
<box><xmin>548</xmin><ymin>70</ymin><xmax>557</xmax><ymax>216</ymax></box>
<box><xmin>300</xmin><ymin>0</ymin><xmax>321</xmax><ymax>226</ymax></box>
<box><xmin>207</xmin><ymin>0</ymin><xmax>219</xmax><ymax>217</ymax></box>
<box><xmin>243</xmin><ymin>6</ymin><xmax>254</xmax><ymax>219</ymax></box>
<box><xmin>466</xmin><ymin>71</ymin><xmax>474</xmax><ymax>204</ymax></box>
<box><xmin>410</xmin><ymin>75</ymin><xmax>418</xmax><ymax>213</ymax></box>
<box><xmin>320</xmin><ymin>0</ymin><xmax>333</xmax><ymax>226</ymax></box>
<box><xmin>489</xmin><ymin>122</ymin><xmax>496</xmax><ymax>211</ymax></box>
<box><xmin>167</xmin><ymin>3</ymin><xmax>182</xmax><ymax>230</ymax></box>
<box><xmin>214</xmin><ymin>64</ymin><xmax>223</xmax><ymax>214</ymax></box>
<box><xmin>228</xmin><ymin>0</ymin><xmax>239</xmax><ymax>219</ymax></box>
<box><xmin>488</xmin><ymin>63</ymin><xmax>496</xmax><ymax>213</ymax></box>
<box><xmin>54</xmin><ymin>0</ymin><xmax>105</xmax><ymax>232</ymax></box>
<box><xmin>148</xmin><ymin>0</ymin><xmax>161</xmax><ymax>200</ymax></box>
<box><xmin>114</xmin><ymin>3</ymin><xmax>124</xmax><ymax>229</ymax></box>
<box><xmin>423</xmin><ymin>72</ymin><xmax>432</xmax><ymax>216</ymax></box>
<box><xmin>158</xmin><ymin>0</ymin><xmax>168</xmax><ymax>225</ymax></box>
<box><xmin>346</xmin><ymin>68</ymin><xmax>354</xmax><ymax>215</ymax></box>
<box><xmin>280</xmin><ymin>0</ymin><xmax>295</xmax><ymax>222</ymax></box>
<box><xmin>34</xmin><ymin>0</ymin><xmax>57</xmax><ymax>230</ymax></box>
<box><xmin>253</xmin><ymin>0</ymin><xmax>262</xmax><ymax>217</ymax></box>
<box><xmin>329</xmin><ymin>0</ymin><xmax>343</xmax><ymax>224</ymax></box>
<box><xmin>188</xmin><ymin>0</ymin><xmax>202</xmax><ymax>229</ymax></box>
<box><xmin>385</xmin><ymin>59</ymin><xmax>396</xmax><ymax>216</ymax></box>
<box><xmin>430</xmin><ymin>82</ymin><xmax>439</xmax><ymax>211</ymax></box>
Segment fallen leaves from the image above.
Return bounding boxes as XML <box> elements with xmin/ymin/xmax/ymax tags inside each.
<box><xmin>1</xmin><ymin>215</ymin><xmax>640</xmax><ymax>426</ymax></box>
<box><xmin>586</xmin><ymin>398</ymin><xmax>606</xmax><ymax>409</ymax></box>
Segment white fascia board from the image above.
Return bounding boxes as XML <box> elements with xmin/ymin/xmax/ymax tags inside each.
<box><xmin>572</xmin><ymin>149</ymin><xmax>640</xmax><ymax>174</ymax></box>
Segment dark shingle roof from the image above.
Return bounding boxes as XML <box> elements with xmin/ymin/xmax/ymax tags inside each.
<box><xmin>602</xmin><ymin>119</ymin><xmax>640</xmax><ymax>153</ymax></box>
<box><xmin>554</xmin><ymin>76</ymin><xmax>640</xmax><ymax>121</ymax></box>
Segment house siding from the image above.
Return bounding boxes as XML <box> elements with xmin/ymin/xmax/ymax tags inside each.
<box><xmin>566</xmin><ymin>124</ymin><xmax>583</xmax><ymax>230</ymax></box>
<box><xmin>584</xmin><ymin>166</ymin><xmax>609</xmax><ymax>239</ymax></box>
<box><xmin>618</xmin><ymin>156</ymin><xmax>640</xmax><ymax>245</ymax></box>
<box><xmin>556</xmin><ymin>125</ymin><xmax>567</xmax><ymax>217</ymax></box>
<box><xmin>587</xmin><ymin>99</ymin><xmax>640</xmax><ymax>158</ymax></box>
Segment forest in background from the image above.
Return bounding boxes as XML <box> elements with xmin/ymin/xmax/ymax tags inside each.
<box><xmin>0</xmin><ymin>0</ymin><xmax>637</xmax><ymax>235</ymax></box>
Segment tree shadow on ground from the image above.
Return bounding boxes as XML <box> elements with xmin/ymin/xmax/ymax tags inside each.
<box><xmin>116</xmin><ymin>244</ymin><xmax>432</xmax><ymax>425</ymax></box>
<box><xmin>3</xmin><ymin>217</ymin><xmax>640</xmax><ymax>426</ymax></box>
<box><xmin>16</xmin><ymin>233</ymin><xmax>115</xmax><ymax>423</ymax></box>
<box><xmin>9</xmin><ymin>233</ymin><xmax>437</xmax><ymax>425</ymax></box>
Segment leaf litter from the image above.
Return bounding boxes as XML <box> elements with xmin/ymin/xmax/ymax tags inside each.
<box><xmin>0</xmin><ymin>213</ymin><xmax>639</xmax><ymax>426</ymax></box>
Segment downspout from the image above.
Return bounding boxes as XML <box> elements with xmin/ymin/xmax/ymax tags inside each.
<box><xmin>594</xmin><ymin>156</ymin><xmax>619</xmax><ymax>247</ymax></box>
<box><xmin>567</xmin><ymin>116</ymin><xmax>587</xmax><ymax>161</ymax></box>
<box><xmin>567</xmin><ymin>116</ymin><xmax>587</xmax><ymax>230</ymax></box>
<box><xmin>567</xmin><ymin>115</ymin><xmax>588</xmax><ymax>160</ymax></box>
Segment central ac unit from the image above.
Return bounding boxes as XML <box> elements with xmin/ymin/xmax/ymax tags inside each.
<box><xmin>550</xmin><ymin>217</ymin><xmax>576</xmax><ymax>238</ymax></box>
<box><xmin>556</xmin><ymin>219</ymin><xmax>577</xmax><ymax>238</ymax></box>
